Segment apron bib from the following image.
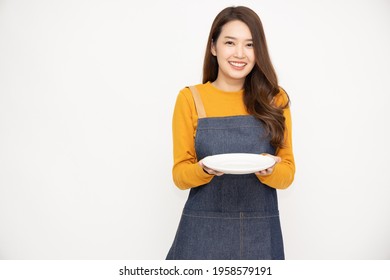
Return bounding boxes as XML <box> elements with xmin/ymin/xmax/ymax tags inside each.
<box><xmin>166</xmin><ymin>86</ymin><xmax>284</xmax><ymax>260</ymax></box>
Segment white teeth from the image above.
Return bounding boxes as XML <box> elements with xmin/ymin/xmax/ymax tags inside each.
<box><xmin>230</xmin><ymin>62</ymin><xmax>246</xmax><ymax>67</ymax></box>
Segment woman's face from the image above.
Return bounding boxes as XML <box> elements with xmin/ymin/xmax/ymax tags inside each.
<box><xmin>211</xmin><ymin>20</ymin><xmax>255</xmax><ymax>85</ymax></box>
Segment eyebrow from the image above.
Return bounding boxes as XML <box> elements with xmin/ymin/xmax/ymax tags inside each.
<box><xmin>224</xmin><ymin>36</ymin><xmax>253</xmax><ymax>41</ymax></box>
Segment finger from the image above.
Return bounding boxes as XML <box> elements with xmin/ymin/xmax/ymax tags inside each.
<box><xmin>256</xmin><ymin>168</ymin><xmax>272</xmax><ymax>176</ymax></box>
<box><xmin>204</xmin><ymin>168</ymin><xmax>213</xmax><ymax>174</ymax></box>
<box><xmin>214</xmin><ymin>169</ymin><xmax>224</xmax><ymax>176</ymax></box>
<box><xmin>199</xmin><ymin>160</ymin><xmax>224</xmax><ymax>176</ymax></box>
<box><xmin>204</xmin><ymin>167</ymin><xmax>224</xmax><ymax>176</ymax></box>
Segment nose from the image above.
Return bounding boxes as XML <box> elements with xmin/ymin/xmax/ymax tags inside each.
<box><xmin>234</xmin><ymin>44</ymin><xmax>245</xmax><ymax>59</ymax></box>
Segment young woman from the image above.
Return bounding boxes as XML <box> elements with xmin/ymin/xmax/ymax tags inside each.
<box><xmin>166</xmin><ymin>6</ymin><xmax>295</xmax><ymax>260</ymax></box>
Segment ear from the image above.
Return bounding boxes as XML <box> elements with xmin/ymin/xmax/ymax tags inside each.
<box><xmin>211</xmin><ymin>40</ymin><xmax>217</xmax><ymax>56</ymax></box>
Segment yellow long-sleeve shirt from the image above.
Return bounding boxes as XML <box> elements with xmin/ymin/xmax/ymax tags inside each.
<box><xmin>172</xmin><ymin>81</ymin><xmax>295</xmax><ymax>190</ymax></box>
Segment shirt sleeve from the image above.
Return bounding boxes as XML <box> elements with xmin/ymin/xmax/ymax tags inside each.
<box><xmin>257</xmin><ymin>89</ymin><xmax>296</xmax><ymax>189</ymax></box>
<box><xmin>171</xmin><ymin>88</ymin><xmax>214</xmax><ymax>190</ymax></box>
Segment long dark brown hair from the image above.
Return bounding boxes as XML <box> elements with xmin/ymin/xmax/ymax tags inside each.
<box><xmin>203</xmin><ymin>6</ymin><xmax>289</xmax><ymax>148</ymax></box>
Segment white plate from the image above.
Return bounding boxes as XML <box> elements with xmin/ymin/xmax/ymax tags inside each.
<box><xmin>202</xmin><ymin>153</ymin><xmax>276</xmax><ymax>175</ymax></box>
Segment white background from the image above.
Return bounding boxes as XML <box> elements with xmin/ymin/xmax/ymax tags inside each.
<box><xmin>0</xmin><ymin>0</ymin><xmax>389</xmax><ymax>260</ymax></box>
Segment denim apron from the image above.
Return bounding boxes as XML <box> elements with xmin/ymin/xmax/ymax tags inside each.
<box><xmin>166</xmin><ymin>86</ymin><xmax>284</xmax><ymax>260</ymax></box>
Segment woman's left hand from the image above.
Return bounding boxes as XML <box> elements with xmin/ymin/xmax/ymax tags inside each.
<box><xmin>255</xmin><ymin>154</ymin><xmax>281</xmax><ymax>176</ymax></box>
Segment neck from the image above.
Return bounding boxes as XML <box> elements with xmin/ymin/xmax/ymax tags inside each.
<box><xmin>212</xmin><ymin>77</ymin><xmax>244</xmax><ymax>92</ymax></box>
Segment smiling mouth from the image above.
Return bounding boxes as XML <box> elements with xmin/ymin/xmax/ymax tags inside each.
<box><xmin>229</xmin><ymin>61</ymin><xmax>247</xmax><ymax>67</ymax></box>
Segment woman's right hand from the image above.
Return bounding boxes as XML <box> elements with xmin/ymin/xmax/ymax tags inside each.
<box><xmin>199</xmin><ymin>160</ymin><xmax>224</xmax><ymax>176</ymax></box>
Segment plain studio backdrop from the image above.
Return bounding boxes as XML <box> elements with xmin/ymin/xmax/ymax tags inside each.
<box><xmin>0</xmin><ymin>0</ymin><xmax>389</xmax><ymax>260</ymax></box>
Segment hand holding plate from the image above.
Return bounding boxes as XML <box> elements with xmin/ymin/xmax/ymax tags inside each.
<box><xmin>255</xmin><ymin>154</ymin><xmax>281</xmax><ymax>176</ymax></box>
<box><xmin>199</xmin><ymin>160</ymin><xmax>224</xmax><ymax>176</ymax></box>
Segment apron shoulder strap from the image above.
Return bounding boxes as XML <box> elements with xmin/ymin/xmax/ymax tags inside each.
<box><xmin>188</xmin><ymin>86</ymin><xmax>206</xmax><ymax>118</ymax></box>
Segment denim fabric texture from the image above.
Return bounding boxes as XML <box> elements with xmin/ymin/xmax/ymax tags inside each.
<box><xmin>166</xmin><ymin>115</ymin><xmax>285</xmax><ymax>260</ymax></box>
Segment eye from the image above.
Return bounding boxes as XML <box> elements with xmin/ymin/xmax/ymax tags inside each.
<box><xmin>246</xmin><ymin>42</ymin><xmax>254</xmax><ymax>48</ymax></box>
<box><xmin>225</xmin><ymin>41</ymin><xmax>235</xmax><ymax>46</ymax></box>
